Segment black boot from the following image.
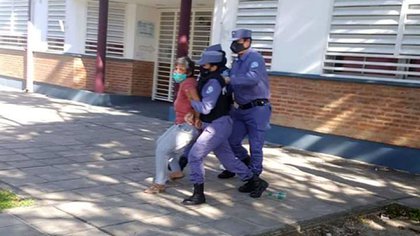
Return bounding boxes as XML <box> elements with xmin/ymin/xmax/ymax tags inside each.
<box><xmin>217</xmin><ymin>170</ymin><xmax>236</xmax><ymax>179</ymax></box>
<box><xmin>238</xmin><ymin>175</ymin><xmax>256</xmax><ymax>193</ymax></box>
<box><xmin>217</xmin><ymin>156</ymin><xmax>251</xmax><ymax>179</ymax></box>
<box><xmin>249</xmin><ymin>176</ymin><xmax>269</xmax><ymax>198</ymax></box>
<box><xmin>239</xmin><ymin>175</ymin><xmax>269</xmax><ymax>198</ymax></box>
<box><xmin>182</xmin><ymin>183</ymin><xmax>206</xmax><ymax>205</ymax></box>
<box><xmin>179</xmin><ymin>155</ymin><xmax>188</xmax><ymax>171</ymax></box>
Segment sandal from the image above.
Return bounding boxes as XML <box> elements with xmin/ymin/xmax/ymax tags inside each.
<box><xmin>144</xmin><ymin>183</ymin><xmax>165</xmax><ymax>194</ymax></box>
<box><xmin>169</xmin><ymin>171</ymin><xmax>184</xmax><ymax>180</ymax></box>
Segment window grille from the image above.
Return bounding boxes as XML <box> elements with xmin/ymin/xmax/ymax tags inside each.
<box><xmin>47</xmin><ymin>0</ymin><xmax>66</xmax><ymax>51</ymax></box>
<box><xmin>236</xmin><ymin>0</ymin><xmax>279</xmax><ymax>70</ymax></box>
<box><xmin>153</xmin><ymin>10</ymin><xmax>212</xmax><ymax>102</ymax></box>
<box><xmin>0</xmin><ymin>0</ymin><xmax>28</xmax><ymax>49</ymax></box>
<box><xmin>85</xmin><ymin>0</ymin><xmax>125</xmax><ymax>57</ymax></box>
<box><xmin>324</xmin><ymin>0</ymin><xmax>420</xmax><ymax>81</ymax></box>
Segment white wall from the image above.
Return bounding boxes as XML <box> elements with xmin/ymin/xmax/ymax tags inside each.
<box><xmin>271</xmin><ymin>0</ymin><xmax>334</xmax><ymax>74</ymax></box>
<box><xmin>133</xmin><ymin>5</ymin><xmax>159</xmax><ymax>61</ymax></box>
<box><xmin>65</xmin><ymin>0</ymin><xmax>87</xmax><ymax>54</ymax></box>
<box><xmin>33</xmin><ymin>0</ymin><xmax>87</xmax><ymax>54</ymax></box>
<box><xmin>211</xmin><ymin>0</ymin><xmax>334</xmax><ymax>74</ymax></box>
<box><xmin>33</xmin><ymin>0</ymin><xmax>158</xmax><ymax>58</ymax></box>
<box><xmin>33</xmin><ymin>0</ymin><xmax>48</xmax><ymax>52</ymax></box>
<box><xmin>210</xmin><ymin>0</ymin><xmax>239</xmax><ymax>65</ymax></box>
<box><xmin>124</xmin><ymin>3</ymin><xmax>137</xmax><ymax>59</ymax></box>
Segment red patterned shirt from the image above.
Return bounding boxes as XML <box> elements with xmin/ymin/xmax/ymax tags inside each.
<box><xmin>174</xmin><ymin>77</ymin><xmax>197</xmax><ymax>124</ymax></box>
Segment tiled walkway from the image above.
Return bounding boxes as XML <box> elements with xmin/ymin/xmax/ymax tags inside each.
<box><xmin>0</xmin><ymin>87</ymin><xmax>419</xmax><ymax>236</ymax></box>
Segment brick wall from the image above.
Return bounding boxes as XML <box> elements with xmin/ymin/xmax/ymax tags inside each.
<box><xmin>0</xmin><ymin>49</ymin><xmax>24</xmax><ymax>79</ymax></box>
<box><xmin>2</xmin><ymin>49</ymin><xmax>418</xmax><ymax>149</ymax></box>
<box><xmin>270</xmin><ymin>76</ymin><xmax>420</xmax><ymax>149</ymax></box>
<box><xmin>35</xmin><ymin>53</ymin><xmax>138</xmax><ymax>95</ymax></box>
<box><xmin>81</xmin><ymin>58</ymin><xmax>154</xmax><ymax>96</ymax></box>
<box><xmin>132</xmin><ymin>61</ymin><xmax>154</xmax><ymax>96</ymax></box>
<box><xmin>79</xmin><ymin>57</ymin><xmax>95</xmax><ymax>91</ymax></box>
<box><xmin>34</xmin><ymin>53</ymin><xmax>85</xmax><ymax>89</ymax></box>
<box><xmin>104</xmin><ymin>60</ymin><xmax>133</xmax><ymax>95</ymax></box>
<box><xmin>0</xmin><ymin>49</ymin><xmax>153</xmax><ymax>96</ymax></box>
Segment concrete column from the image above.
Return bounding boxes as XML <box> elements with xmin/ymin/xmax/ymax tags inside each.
<box><xmin>25</xmin><ymin>0</ymin><xmax>35</xmax><ymax>92</ymax></box>
<box><xmin>124</xmin><ymin>3</ymin><xmax>137</xmax><ymax>59</ymax></box>
<box><xmin>32</xmin><ymin>0</ymin><xmax>48</xmax><ymax>52</ymax></box>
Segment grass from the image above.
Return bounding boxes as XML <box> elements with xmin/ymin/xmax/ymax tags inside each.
<box><xmin>385</xmin><ymin>203</ymin><xmax>420</xmax><ymax>222</ymax></box>
<box><xmin>0</xmin><ymin>189</ymin><xmax>34</xmax><ymax>211</ymax></box>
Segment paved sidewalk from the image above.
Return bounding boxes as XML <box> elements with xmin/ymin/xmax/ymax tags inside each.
<box><xmin>0</xmin><ymin>87</ymin><xmax>419</xmax><ymax>236</ymax></box>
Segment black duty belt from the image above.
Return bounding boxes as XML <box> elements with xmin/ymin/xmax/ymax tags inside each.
<box><xmin>238</xmin><ymin>99</ymin><xmax>269</xmax><ymax>110</ymax></box>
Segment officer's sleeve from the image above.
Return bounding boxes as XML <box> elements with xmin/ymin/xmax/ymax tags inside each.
<box><xmin>191</xmin><ymin>79</ymin><xmax>222</xmax><ymax>115</ymax></box>
<box><xmin>231</xmin><ymin>55</ymin><xmax>265</xmax><ymax>87</ymax></box>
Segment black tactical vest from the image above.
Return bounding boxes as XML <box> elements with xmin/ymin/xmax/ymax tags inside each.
<box><xmin>198</xmin><ymin>71</ymin><xmax>232</xmax><ymax>123</ymax></box>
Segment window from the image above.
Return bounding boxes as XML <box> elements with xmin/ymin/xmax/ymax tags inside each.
<box><xmin>153</xmin><ymin>10</ymin><xmax>213</xmax><ymax>102</ymax></box>
<box><xmin>0</xmin><ymin>0</ymin><xmax>28</xmax><ymax>49</ymax></box>
<box><xmin>153</xmin><ymin>11</ymin><xmax>178</xmax><ymax>101</ymax></box>
<box><xmin>47</xmin><ymin>0</ymin><xmax>66</xmax><ymax>52</ymax></box>
<box><xmin>236</xmin><ymin>0</ymin><xmax>279</xmax><ymax>70</ymax></box>
<box><xmin>85</xmin><ymin>0</ymin><xmax>125</xmax><ymax>57</ymax></box>
<box><xmin>324</xmin><ymin>0</ymin><xmax>420</xmax><ymax>81</ymax></box>
<box><xmin>189</xmin><ymin>11</ymin><xmax>213</xmax><ymax>68</ymax></box>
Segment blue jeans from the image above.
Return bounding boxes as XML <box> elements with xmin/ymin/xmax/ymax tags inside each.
<box><xmin>154</xmin><ymin>123</ymin><xmax>199</xmax><ymax>184</ymax></box>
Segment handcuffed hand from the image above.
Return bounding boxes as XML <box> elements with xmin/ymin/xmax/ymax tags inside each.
<box><xmin>222</xmin><ymin>75</ymin><xmax>231</xmax><ymax>84</ymax></box>
<box><xmin>184</xmin><ymin>112</ymin><xmax>194</xmax><ymax>125</ymax></box>
<box><xmin>194</xmin><ymin>118</ymin><xmax>202</xmax><ymax>129</ymax></box>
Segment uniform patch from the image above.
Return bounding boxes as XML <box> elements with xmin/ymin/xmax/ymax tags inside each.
<box><xmin>206</xmin><ymin>86</ymin><xmax>214</xmax><ymax>94</ymax></box>
<box><xmin>250</xmin><ymin>61</ymin><xmax>259</xmax><ymax>69</ymax></box>
<box><xmin>222</xmin><ymin>87</ymin><xmax>227</xmax><ymax>95</ymax></box>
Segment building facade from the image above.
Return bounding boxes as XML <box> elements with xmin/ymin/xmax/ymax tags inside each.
<box><xmin>1</xmin><ymin>0</ymin><xmax>419</xmax><ymax>172</ymax></box>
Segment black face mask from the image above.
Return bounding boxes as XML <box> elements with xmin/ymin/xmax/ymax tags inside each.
<box><xmin>199</xmin><ymin>67</ymin><xmax>211</xmax><ymax>78</ymax></box>
<box><xmin>230</xmin><ymin>41</ymin><xmax>247</xmax><ymax>54</ymax></box>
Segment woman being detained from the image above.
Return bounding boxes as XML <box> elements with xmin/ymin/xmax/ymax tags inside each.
<box><xmin>144</xmin><ymin>57</ymin><xmax>200</xmax><ymax>194</ymax></box>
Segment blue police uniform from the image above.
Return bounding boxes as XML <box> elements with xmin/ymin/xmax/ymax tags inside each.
<box><xmin>183</xmin><ymin>51</ymin><xmax>258</xmax><ymax>205</ymax></box>
<box><xmin>188</xmin><ymin>51</ymin><xmax>252</xmax><ymax>184</ymax></box>
<box><xmin>178</xmin><ymin>44</ymin><xmax>232</xmax><ymax>167</ymax></box>
<box><xmin>229</xmin><ymin>29</ymin><xmax>271</xmax><ymax>176</ymax></box>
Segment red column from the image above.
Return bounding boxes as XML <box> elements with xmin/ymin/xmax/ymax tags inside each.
<box><xmin>95</xmin><ymin>0</ymin><xmax>109</xmax><ymax>93</ymax></box>
<box><xmin>174</xmin><ymin>0</ymin><xmax>192</xmax><ymax>100</ymax></box>
<box><xmin>177</xmin><ymin>0</ymin><xmax>192</xmax><ymax>58</ymax></box>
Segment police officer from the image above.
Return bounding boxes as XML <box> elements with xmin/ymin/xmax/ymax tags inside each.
<box><xmin>175</xmin><ymin>44</ymin><xmax>240</xmax><ymax>171</ymax></box>
<box><xmin>205</xmin><ymin>44</ymin><xmax>229</xmax><ymax>76</ymax></box>
<box><xmin>182</xmin><ymin>50</ymin><xmax>269</xmax><ymax>205</ymax></box>
<box><xmin>218</xmin><ymin>29</ymin><xmax>271</xmax><ymax>193</ymax></box>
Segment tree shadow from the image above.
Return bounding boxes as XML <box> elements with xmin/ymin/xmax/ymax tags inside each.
<box><xmin>0</xmin><ymin>89</ymin><xmax>419</xmax><ymax>236</ymax></box>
